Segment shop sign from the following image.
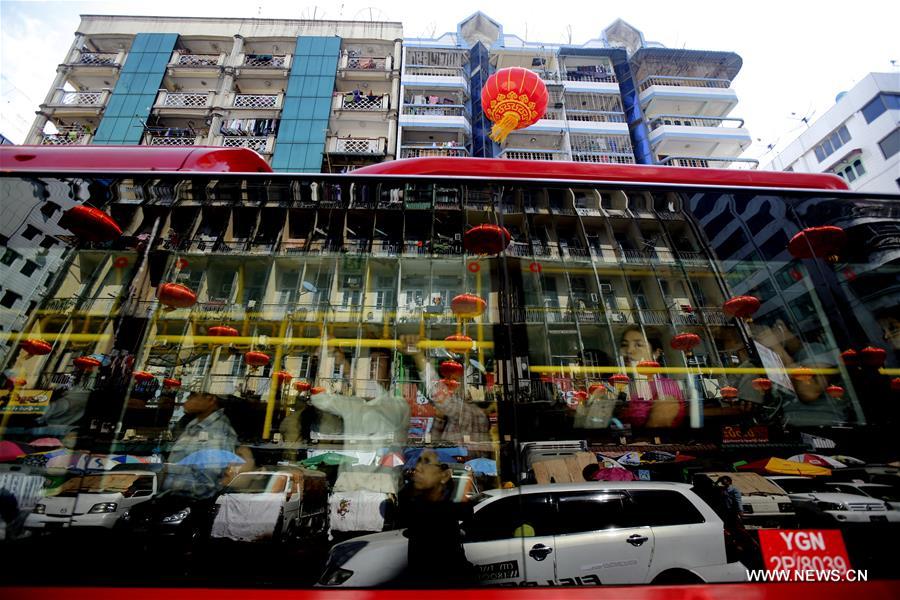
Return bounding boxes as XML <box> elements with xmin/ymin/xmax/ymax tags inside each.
<box><xmin>722</xmin><ymin>425</ymin><xmax>769</xmax><ymax>444</ymax></box>
<box><xmin>758</xmin><ymin>530</ymin><xmax>851</xmax><ymax>574</ymax></box>
<box><xmin>0</xmin><ymin>389</ymin><xmax>52</xmax><ymax>415</ymax></box>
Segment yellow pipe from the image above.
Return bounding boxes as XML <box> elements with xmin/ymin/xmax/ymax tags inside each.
<box><xmin>529</xmin><ymin>365</ymin><xmax>842</xmax><ymax>376</ymax></box>
<box><xmin>262</xmin><ymin>317</ymin><xmax>289</xmax><ymax>440</ymax></box>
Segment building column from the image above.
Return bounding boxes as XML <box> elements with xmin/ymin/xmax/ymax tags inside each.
<box><xmin>387</xmin><ymin>117</ymin><xmax>397</xmax><ymax>160</ymax></box>
<box><xmin>393</xmin><ymin>39</ymin><xmax>402</xmax><ymax>73</ymax></box>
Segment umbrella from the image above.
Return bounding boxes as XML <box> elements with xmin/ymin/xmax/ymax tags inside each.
<box><xmin>300</xmin><ymin>452</ymin><xmax>357</xmax><ymax>468</ymax></box>
<box><xmin>596</xmin><ymin>454</ymin><xmax>626</xmax><ymax>470</ymax></box>
<box><xmin>30</xmin><ymin>437</ymin><xmax>63</xmax><ymax>448</ymax></box>
<box><xmin>379</xmin><ymin>452</ymin><xmax>405</xmax><ymax>467</ymax></box>
<box><xmin>738</xmin><ymin>457</ymin><xmax>831</xmax><ymax>477</ymax></box>
<box><xmin>177</xmin><ymin>449</ymin><xmax>246</xmax><ymax>468</ymax></box>
<box><xmin>0</xmin><ymin>441</ymin><xmax>27</xmax><ymax>462</ymax></box>
<box><xmin>109</xmin><ymin>454</ymin><xmax>150</xmax><ymax>464</ymax></box>
<box><xmin>617</xmin><ymin>451</ymin><xmax>642</xmax><ymax>466</ymax></box>
<box><xmin>787</xmin><ymin>453</ymin><xmax>846</xmax><ymax>469</ymax></box>
<box><xmin>465</xmin><ymin>458</ymin><xmax>498</xmax><ymax>476</ymax></box>
<box><xmin>831</xmin><ymin>455</ymin><xmax>865</xmax><ymax>466</ymax></box>
<box><xmin>590</xmin><ymin>467</ymin><xmax>636</xmax><ymax>481</ymax></box>
<box><xmin>641</xmin><ymin>451</ymin><xmax>677</xmax><ymax>464</ymax></box>
<box><xmin>46</xmin><ymin>450</ymin><xmax>86</xmax><ymax>469</ymax></box>
<box><xmin>403</xmin><ymin>447</ymin><xmax>468</xmax><ymax>468</ymax></box>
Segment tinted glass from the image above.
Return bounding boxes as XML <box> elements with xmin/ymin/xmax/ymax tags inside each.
<box><xmin>627</xmin><ymin>490</ymin><xmax>705</xmax><ymax>526</ymax></box>
<box><xmin>552</xmin><ymin>492</ymin><xmax>628</xmax><ymax>533</ymax></box>
<box><xmin>467</xmin><ymin>493</ymin><xmax>555</xmax><ymax>541</ymax></box>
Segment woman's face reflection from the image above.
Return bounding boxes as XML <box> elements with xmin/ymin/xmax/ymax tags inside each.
<box><xmin>620</xmin><ymin>329</ymin><xmax>655</xmax><ymax>366</ymax></box>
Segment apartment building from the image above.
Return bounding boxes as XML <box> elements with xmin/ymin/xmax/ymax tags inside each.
<box><xmin>765</xmin><ymin>72</ymin><xmax>900</xmax><ymax>193</ymax></box>
<box><xmin>24</xmin><ymin>15</ymin><xmax>403</xmax><ymax>172</ymax></box>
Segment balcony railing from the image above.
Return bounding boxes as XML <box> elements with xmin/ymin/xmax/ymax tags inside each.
<box><xmin>158</xmin><ymin>91</ymin><xmax>211</xmax><ymax>108</ymax></box>
<box><xmin>222</xmin><ymin>136</ymin><xmax>271</xmax><ymax>154</ymax></box>
<box><xmin>500</xmin><ymin>150</ymin><xmax>565</xmax><ymax>161</ymax></box>
<box><xmin>566</xmin><ymin>110</ymin><xmax>626</xmax><ymax>123</ymax></box>
<box><xmin>40</xmin><ymin>127</ymin><xmax>92</xmax><ymax>145</ymax></box>
<box><xmin>404</xmin><ymin>65</ymin><xmax>465</xmax><ymax>78</ymax></box>
<box><xmin>648</xmin><ymin>115</ymin><xmax>745</xmax><ymax>131</ymax></box>
<box><xmin>75</xmin><ymin>52</ymin><xmax>118</xmax><ymax>66</ymax></box>
<box><xmin>572</xmin><ymin>153</ymin><xmax>635</xmax><ymax>164</ymax></box>
<box><xmin>401</xmin><ymin>104</ymin><xmax>466</xmax><ymax>117</ymax></box>
<box><xmin>699</xmin><ymin>308</ymin><xmax>730</xmax><ymax>326</ymax></box>
<box><xmin>328</xmin><ymin>137</ymin><xmax>386</xmax><ymax>155</ymax></box>
<box><xmin>233</xmin><ymin>94</ymin><xmax>279</xmax><ymax>109</ymax></box>
<box><xmin>242</xmin><ymin>55</ymin><xmax>287</xmax><ymax>68</ymax></box>
<box><xmin>400</xmin><ymin>146</ymin><xmax>468</xmax><ymax>158</ymax></box>
<box><xmin>342</xmin><ymin>55</ymin><xmax>389</xmax><ymax>71</ymax></box>
<box><xmin>620</xmin><ymin>249</ymin><xmax>655</xmax><ymax>264</ymax></box>
<box><xmin>561</xmin><ymin>66</ymin><xmax>617</xmax><ymax>84</ymax></box>
<box><xmin>56</xmin><ymin>91</ymin><xmax>105</xmax><ymax>106</ymax></box>
<box><xmin>676</xmin><ymin>251</ymin><xmax>710</xmax><ymax>268</ymax></box>
<box><xmin>638</xmin><ymin>75</ymin><xmax>732</xmax><ymax>92</ymax></box>
<box><xmin>659</xmin><ymin>156</ymin><xmax>760</xmax><ymax>170</ymax></box>
<box><xmin>145</xmin><ymin>131</ymin><xmax>205</xmax><ymax>146</ymax></box>
<box><xmin>338</xmin><ymin>94</ymin><xmax>389</xmax><ymax>111</ymax></box>
<box><xmin>175</xmin><ymin>54</ymin><xmax>221</xmax><ymax>67</ymax></box>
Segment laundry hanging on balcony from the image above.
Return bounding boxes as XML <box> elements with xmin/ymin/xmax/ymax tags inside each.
<box><xmin>220</xmin><ymin>119</ymin><xmax>279</xmax><ymax>136</ymax></box>
<box><xmin>481</xmin><ymin>67</ymin><xmax>549</xmax><ymax>143</ymax></box>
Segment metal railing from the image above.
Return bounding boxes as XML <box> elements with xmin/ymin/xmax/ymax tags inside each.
<box><xmin>500</xmin><ymin>150</ymin><xmax>565</xmax><ymax>161</ymax></box>
<box><xmin>620</xmin><ymin>249</ymin><xmax>655</xmax><ymax>264</ymax></box>
<box><xmin>561</xmin><ymin>68</ymin><xmax>617</xmax><ymax>83</ymax></box>
<box><xmin>175</xmin><ymin>54</ymin><xmax>220</xmax><ymax>67</ymax></box>
<box><xmin>566</xmin><ymin>110</ymin><xmax>626</xmax><ymax>123</ymax></box>
<box><xmin>58</xmin><ymin>91</ymin><xmax>103</xmax><ymax>105</ymax></box>
<box><xmin>648</xmin><ymin>115</ymin><xmax>745</xmax><ymax>131</ymax></box>
<box><xmin>40</xmin><ymin>127</ymin><xmax>91</xmax><ymax>145</ymax></box>
<box><xmin>148</xmin><ymin>135</ymin><xmax>201</xmax><ymax>146</ymax></box>
<box><xmin>222</xmin><ymin>136</ymin><xmax>269</xmax><ymax>153</ymax></box>
<box><xmin>233</xmin><ymin>94</ymin><xmax>279</xmax><ymax>109</ymax></box>
<box><xmin>676</xmin><ymin>251</ymin><xmax>709</xmax><ymax>268</ymax></box>
<box><xmin>76</xmin><ymin>52</ymin><xmax>118</xmax><ymax>66</ymax></box>
<box><xmin>572</xmin><ymin>153</ymin><xmax>636</xmax><ymax>164</ymax></box>
<box><xmin>699</xmin><ymin>308</ymin><xmax>730</xmax><ymax>326</ymax></box>
<box><xmin>344</xmin><ymin>56</ymin><xmax>388</xmax><ymax>70</ymax></box>
<box><xmin>659</xmin><ymin>156</ymin><xmax>760</xmax><ymax>169</ymax></box>
<box><xmin>562</xmin><ymin>246</ymin><xmax>591</xmax><ymax>260</ymax></box>
<box><xmin>160</xmin><ymin>92</ymin><xmax>210</xmax><ymax>108</ymax></box>
<box><xmin>330</xmin><ymin>137</ymin><xmax>385</xmax><ymax>155</ymax></box>
<box><xmin>399</xmin><ymin>146</ymin><xmax>468</xmax><ymax>158</ymax></box>
<box><xmin>638</xmin><ymin>75</ymin><xmax>732</xmax><ymax>92</ymax></box>
<box><xmin>404</xmin><ymin>65</ymin><xmax>465</xmax><ymax>78</ymax></box>
<box><xmin>401</xmin><ymin>104</ymin><xmax>466</xmax><ymax>117</ymax></box>
<box><xmin>242</xmin><ymin>55</ymin><xmax>287</xmax><ymax>68</ymax></box>
<box><xmin>339</xmin><ymin>94</ymin><xmax>388</xmax><ymax>111</ymax></box>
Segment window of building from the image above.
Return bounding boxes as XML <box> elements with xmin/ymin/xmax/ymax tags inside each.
<box><xmin>1</xmin><ymin>248</ymin><xmax>20</xmax><ymax>266</ymax></box>
<box><xmin>879</xmin><ymin>128</ymin><xmax>900</xmax><ymax>160</ymax></box>
<box><xmin>20</xmin><ymin>260</ymin><xmax>38</xmax><ymax>277</ymax></box>
<box><xmin>22</xmin><ymin>225</ymin><xmax>41</xmax><ymax>240</ymax></box>
<box><xmin>39</xmin><ymin>201</ymin><xmax>61</xmax><ymax>219</ymax></box>
<box><xmin>832</xmin><ymin>158</ymin><xmax>867</xmax><ymax>182</ymax></box>
<box><xmin>0</xmin><ymin>233</ymin><xmax>9</xmax><ymax>247</ymax></box>
<box><xmin>0</xmin><ymin>290</ymin><xmax>21</xmax><ymax>308</ymax></box>
<box><xmin>813</xmin><ymin>124</ymin><xmax>851</xmax><ymax>163</ymax></box>
<box><xmin>39</xmin><ymin>236</ymin><xmax>57</xmax><ymax>249</ymax></box>
<box><xmin>861</xmin><ymin>92</ymin><xmax>900</xmax><ymax>124</ymax></box>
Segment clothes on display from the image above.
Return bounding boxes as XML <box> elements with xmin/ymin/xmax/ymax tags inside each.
<box><xmin>220</xmin><ymin>119</ymin><xmax>279</xmax><ymax>136</ymax></box>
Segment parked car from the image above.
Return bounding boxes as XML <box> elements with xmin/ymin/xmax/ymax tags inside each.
<box><xmin>211</xmin><ymin>466</ymin><xmax>327</xmax><ymax>543</ymax></box>
<box><xmin>766</xmin><ymin>476</ymin><xmax>900</xmax><ymax>525</ymax></box>
<box><xmin>702</xmin><ymin>472</ymin><xmax>794</xmax><ymax>528</ymax></box>
<box><xmin>25</xmin><ymin>471</ymin><xmax>157</xmax><ymax>530</ymax></box>
<box><xmin>828</xmin><ymin>465</ymin><xmax>900</xmax><ymax>485</ymax></box>
<box><xmin>825</xmin><ymin>482</ymin><xmax>900</xmax><ymax>509</ymax></box>
<box><xmin>318</xmin><ymin>481</ymin><xmax>747</xmax><ymax>587</ymax></box>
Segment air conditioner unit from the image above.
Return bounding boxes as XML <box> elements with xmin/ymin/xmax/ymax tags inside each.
<box><xmin>589</xmin><ymin>293</ymin><xmax>599</xmax><ymax>303</ymax></box>
<box><xmin>346</xmin><ymin>276</ymin><xmax>362</xmax><ymax>288</ymax></box>
<box><xmin>454</xmin><ymin>233</ymin><xmax>462</xmax><ymax>241</ymax></box>
<box><xmin>610</xmin><ymin>311</ymin><xmax>626</xmax><ymax>323</ymax></box>
<box><xmin>599</xmin><ymin>284</ymin><xmax>613</xmax><ymax>294</ymax></box>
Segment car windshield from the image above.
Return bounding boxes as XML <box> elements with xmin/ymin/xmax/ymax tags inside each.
<box><xmin>858</xmin><ymin>486</ymin><xmax>900</xmax><ymax>502</ymax></box>
<box><xmin>53</xmin><ymin>474</ymin><xmax>146</xmax><ymax>496</ymax></box>
<box><xmin>775</xmin><ymin>478</ymin><xmax>828</xmax><ymax>493</ymax></box>
<box><xmin>225</xmin><ymin>474</ymin><xmax>287</xmax><ymax>494</ymax></box>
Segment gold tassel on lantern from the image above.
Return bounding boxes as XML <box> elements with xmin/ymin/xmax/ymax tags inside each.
<box><xmin>489</xmin><ymin>111</ymin><xmax>521</xmax><ymax>143</ymax></box>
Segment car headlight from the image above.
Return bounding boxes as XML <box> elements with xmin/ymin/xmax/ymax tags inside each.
<box><xmin>161</xmin><ymin>507</ymin><xmax>191</xmax><ymax>524</ymax></box>
<box><xmin>318</xmin><ymin>541</ymin><xmax>368</xmax><ymax>586</ymax></box>
<box><xmin>32</xmin><ymin>504</ymin><xmax>46</xmax><ymax>515</ymax></box>
<box><xmin>88</xmin><ymin>502</ymin><xmax>118</xmax><ymax>514</ymax></box>
<box><xmin>778</xmin><ymin>502</ymin><xmax>793</xmax><ymax>513</ymax></box>
<box><xmin>742</xmin><ymin>504</ymin><xmax>753</xmax><ymax>514</ymax></box>
<box><xmin>817</xmin><ymin>501</ymin><xmax>846</xmax><ymax>511</ymax></box>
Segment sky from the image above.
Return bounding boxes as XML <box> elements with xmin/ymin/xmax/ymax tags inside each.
<box><xmin>1</xmin><ymin>0</ymin><xmax>898</xmax><ymax>162</ymax></box>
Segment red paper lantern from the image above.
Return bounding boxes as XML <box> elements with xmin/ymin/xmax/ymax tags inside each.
<box><xmin>826</xmin><ymin>385</ymin><xmax>845</xmax><ymax>399</ymax></box>
<box><xmin>840</xmin><ymin>349</ymin><xmax>858</xmax><ymax>367</ymax></box>
<box><xmin>294</xmin><ymin>380</ymin><xmax>311</xmax><ymax>392</ymax></box>
<box><xmin>438</xmin><ymin>378</ymin><xmax>460</xmax><ymax>392</ymax></box>
<box><xmin>723</xmin><ymin>295</ymin><xmax>761</xmax><ymax>320</ymax></box>
<box><xmin>158</xmin><ymin>283</ymin><xmax>197</xmax><ymax>309</ymax></box>
<box><xmin>463</xmin><ymin>224</ymin><xmax>511</xmax><ymax>255</ymax></box>
<box><xmin>20</xmin><ymin>339</ymin><xmax>52</xmax><ymax>356</ymax></box>
<box><xmin>609</xmin><ymin>373</ymin><xmax>630</xmax><ymax>390</ymax></box>
<box><xmin>61</xmin><ymin>205</ymin><xmax>123</xmax><ymax>242</ymax></box>
<box><xmin>244</xmin><ymin>351</ymin><xmax>270</xmax><ymax>368</ymax></box>
<box><xmin>163</xmin><ymin>378</ymin><xmax>182</xmax><ymax>389</ymax></box>
<box><xmin>588</xmin><ymin>383</ymin><xmax>604</xmax><ymax>395</ymax></box>
<box><xmin>859</xmin><ymin>346</ymin><xmax>887</xmax><ymax>368</ymax></box>
<box><xmin>791</xmin><ymin>367</ymin><xmax>815</xmax><ymax>382</ymax></box>
<box><xmin>439</xmin><ymin>360</ymin><xmax>465</xmax><ymax>380</ymax></box>
<box><xmin>113</xmin><ymin>256</ymin><xmax>129</xmax><ymax>268</ymax></box>
<box><xmin>529</xmin><ymin>262</ymin><xmax>542</xmax><ymax>273</ymax></box>
<box><xmin>310</xmin><ymin>386</ymin><xmax>326</xmax><ymax>395</ymax></box>
<box><xmin>670</xmin><ymin>333</ymin><xmax>701</xmax><ymax>352</ymax></box>
<box><xmin>132</xmin><ymin>370</ymin><xmax>155</xmax><ymax>383</ymax></box>
<box><xmin>445</xmin><ymin>334</ymin><xmax>473</xmax><ymax>352</ymax></box>
<box><xmin>481</xmin><ymin>67</ymin><xmax>549</xmax><ymax>143</ymax></box>
<box><xmin>73</xmin><ymin>356</ymin><xmax>101</xmax><ymax>371</ymax></box>
<box><xmin>787</xmin><ymin>225</ymin><xmax>846</xmax><ymax>261</ymax></box>
<box><xmin>751</xmin><ymin>377</ymin><xmax>773</xmax><ymax>393</ymax></box>
<box><xmin>636</xmin><ymin>360</ymin><xmax>660</xmax><ymax>378</ymax></box>
<box><xmin>891</xmin><ymin>377</ymin><xmax>900</xmax><ymax>392</ymax></box>
<box><xmin>467</xmin><ymin>262</ymin><xmax>481</xmax><ymax>273</ymax></box>
<box><xmin>720</xmin><ymin>386</ymin><xmax>739</xmax><ymax>400</ymax></box>
<box><xmin>275</xmin><ymin>370</ymin><xmax>292</xmax><ymax>384</ymax></box>
<box><xmin>450</xmin><ymin>294</ymin><xmax>486</xmax><ymax>318</ymax></box>
<box><xmin>208</xmin><ymin>326</ymin><xmax>239</xmax><ymax>337</ymax></box>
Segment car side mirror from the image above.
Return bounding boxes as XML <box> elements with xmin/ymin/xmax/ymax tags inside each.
<box><xmin>134</xmin><ymin>490</ymin><xmax>153</xmax><ymax>497</ymax></box>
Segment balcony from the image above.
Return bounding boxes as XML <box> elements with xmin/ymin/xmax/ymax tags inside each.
<box><xmin>499</xmin><ymin>149</ymin><xmax>567</xmax><ymax>161</ymax></box>
<box><xmin>658</xmin><ymin>156</ymin><xmax>760</xmax><ymax>170</ymax></box>
<box><xmin>676</xmin><ymin>251</ymin><xmax>710</xmax><ymax>269</ymax></box>
<box><xmin>40</xmin><ymin>126</ymin><xmax>92</xmax><ymax>145</ymax></box>
<box><xmin>400</xmin><ymin>145</ymin><xmax>468</xmax><ymax>159</ymax></box>
<box><xmin>402</xmin><ymin>52</ymin><xmax>467</xmax><ymax>89</ymax></box>
<box><xmin>334</xmin><ymin>93</ymin><xmax>389</xmax><ymax>113</ymax></box>
<box><xmin>234</xmin><ymin>54</ymin><xmax>291</xmax><ymax>78</ymax></box>
<box><xmin>399</xmin><ymin>101</ymin><xmax>469</xmax><ymax>132</ymax></box>
<box><xmin>560</xmin><ymin>64</ymin><xmax>619</xmax><ymax>94</ymax></box>
<box><xmin>570</xmin><ymin>134</ymin><xmax>635</xmax><ymax>164</ymax></box>
<box><xmin>647</xmin><ymin>115</ymin><xmax>751</xmax><ymax>159</ymax></box>
<box><xmin>154</xmin><ymin>90</ymin><xmax>214</xmax><ymax>116</ymax></box>
<box><xmin>144</xmin><ymin>128</ymin><xmax>206</xmax><ymax>146</ymax></box>
<box><xmin>326</xmin><ymin>136</ymin><xmax>387</xmax><ymax>156</ymax></box>
<box><xmin>167</xmin><ymin>52</ymin><xmax>224</xmax><ymax>78</ymax></box>
<box><xmin>338</xmin><ymin>52</ymin><xmax>393</xmax><ymax>79</ymax></box>
<box><xmin>638</xmin><ymin>76</ymin><xmax>739</xmax><ymax>119</ymax></box>
<box><xmin>231</xmin><ymin>93</ymin><xmax>282</xmax><ymax>111</ymax></box>
<box><xmin>44</xmin><ymin>89</ymin><xmax>108</xmax><ymax>116</ymax></box>
<box><xmin>222</xmin><ymin>135</ymin><xmax>275</xmax><ymax>155</ymax></box>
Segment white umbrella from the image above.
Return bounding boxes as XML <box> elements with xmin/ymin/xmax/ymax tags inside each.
<box><xmin>787</xmin><ymin>453</ymin><xmax>847</xmax><ymax>469</ymax></box>
<box><xmin>830</xmin><ymin>455</ymin><xmax>865</xmax><ymax>466</ymax></box>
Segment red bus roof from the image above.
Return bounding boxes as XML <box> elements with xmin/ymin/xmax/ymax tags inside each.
<box><xmin>0</xmin><ymin>146</ymin><xmax>272</xmax><ymax>173</ymax></box>
<box><xmin>353</xmin><ymin>157</ymin><xmax>850</xmax><ymax>191</ymax></box>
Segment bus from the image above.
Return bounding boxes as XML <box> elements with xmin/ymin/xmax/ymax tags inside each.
<box><xmin>1</xmin><ymin>146</ymin><xmax>898</xmax><ymax>596</ymax></box>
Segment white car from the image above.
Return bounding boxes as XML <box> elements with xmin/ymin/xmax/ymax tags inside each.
<box><xmin>825</xmin><ymin>482</ymin><xmax>900</xmax><ymax>514</ymax></box>
<box><xmin>318</xmin><ymin>481</ymin><xmax>747</xmax><ymax>587</ymax></box>
<box><xmin>25</xmin><ymin>471</ymin><xmax>157</xmax><ymax>530</ymax></box>
<box><xmin>767</xmin><ymin>476</ymin><xmax>900</xmax><ymax>525</ymax></box>
<box><xmin>703</xmin><ymin>472</ymin><xmax>795</xmax><ymax>529</ymax></box>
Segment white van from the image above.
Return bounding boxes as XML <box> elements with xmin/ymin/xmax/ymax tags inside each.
<box><xmin>26</xmin><ymin>471</ymin><xmax>157</xmax><ymax>529</ymax></box>
<box><xmin>703</xmin><ymin>472</ymin><xmax>795</xmax><ymax>528</ymax></box>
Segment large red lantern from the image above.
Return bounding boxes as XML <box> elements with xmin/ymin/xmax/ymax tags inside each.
<box><xmin>61</xmin><ymin>205</ymin><xmax>123</xmax><ymax>242</ymax></box>
<box><xmin>244</xmin><ymin>351</ymin><xmax>270</xmax><ymax>368</ymax></box>
<box><xmin>720</xmin><ymin>386</ymin><xmax>739</xmax><ymax>400</ymax></box>
<box><xmin>439</xmin><ymin>360</ymin><xmax>465</xmax><ymax>380</ymax></box>
<box><xmin>20</xmin><ymin>339</ymin><xmax>52</xmax><ymax>356</ymax></box>
<box><xmin>450</xmin><ymin>294</ymin><xmax>486</xmax><ymax>318</ymax></box>
<box><xmin>73</xmin><ymin>356</ymin><xmax>101</xmax><ymax>371</ymax></box>
<box><xmin>275</xmin><ymin>370</ymin><xmax>292</xmax><ymax>385</ymax></box>
<box><xmin>463</xmin><ymin>224</ymin><xmax>511</xmax><ymax>255</ymax></box>
<box><xmin>840</xmin><ymin>349</ymin><xmax>858</xmax><ymax>367</ymax></box>
<box><xmin>859</xmin><ymin>346</ymin><xmax>887</xmax><ymax>368</ymax></box>
<box><xmin>751</xmin><ymin>377</ymin><xmax>772</xmax><ymax>393</ymax></box>
<box><xmin>438</xmin><ymin>378</ymin><xmax>460</xmax><ymax>392</ymax></box>
<box><xmin>481</xmin><ymin>67</ymin><xmax>549</xmax><ymax>143</ymax></box>
<box><xmin>208</xmin><ymin>326</ymin><xmax>239</xmax><ymax>337</ymax></box>
<box><xmin>294</xmin><ymin>380</ymin><xmax>311</xmax><ymax>392</ymax></box>
<box><xmin>132</xmin><ymin>370</ymin><xmax>154</xmax><ymax>383</ymax></box>
<box><xmin>826</xmin><ymin>385</ymin><xmax>845</xmax><ymax>399</ymax></box>
<box><xmin>636</xmin><ymin>360</ymin><xmax>660</xmax><ymax>379</ymax></box>
<box><xmin>670</xmin><ymin>333</ymin><xmax>701</xmax><ymax>352</ymax></box>
<box><xmin>310</xmin><ymin>386</ymin><xmax>326</xmax><ymax>395</ymax></box>
<box><xmin>723</xmin><ymin>295</ymin><xmax>761</xmax><ymax>320</ymax></box>
<box><xmin>787</xmin><ymin>226</ymin><xmax>846</xmax><ymax>262</ymax></box>
<box><xmin>588</xmin><ymin>383</ymin><xmax>604</xmax><ymax>395</ymax></box>
<box><xmin>445</xmin><ymin>334</ymin><xmax>473</xmax><ymax>352</ymax></box>
<box><xmin>158</xmin><ymin>283</ymin><xmax>197</xmax><ymax>309</ymax></box>
<box><xmin>891</xmin><ymin>377</ymin><xmax>900</xmax><ymax>392</ymax></box>
<box><xmin>163</xmin><ymin>378</ymin><xmax>182</xmax><ymax>389</ymax></box>
<box><xmin>791</xmin><ymin>367</ymin><xmax>815</xmax><ymax>382</ymax></box>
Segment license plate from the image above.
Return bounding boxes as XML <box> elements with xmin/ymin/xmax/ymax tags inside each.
<box><xmin>870</xmin><ymin>515</ymin><xmax>888</xmax><ymax>522</ymax></box>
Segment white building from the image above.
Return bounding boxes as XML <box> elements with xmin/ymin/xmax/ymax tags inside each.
<box><xmin>765</xmin><ymin>72</ymin><xmax>900</xmax><ymax>193</ymax></box>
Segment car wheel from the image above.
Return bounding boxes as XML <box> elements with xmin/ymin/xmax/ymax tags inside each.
<box><xmin>652</xmin><ymin>569</ymin><xmax>703</xmax><ymax>585</ymax></box>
